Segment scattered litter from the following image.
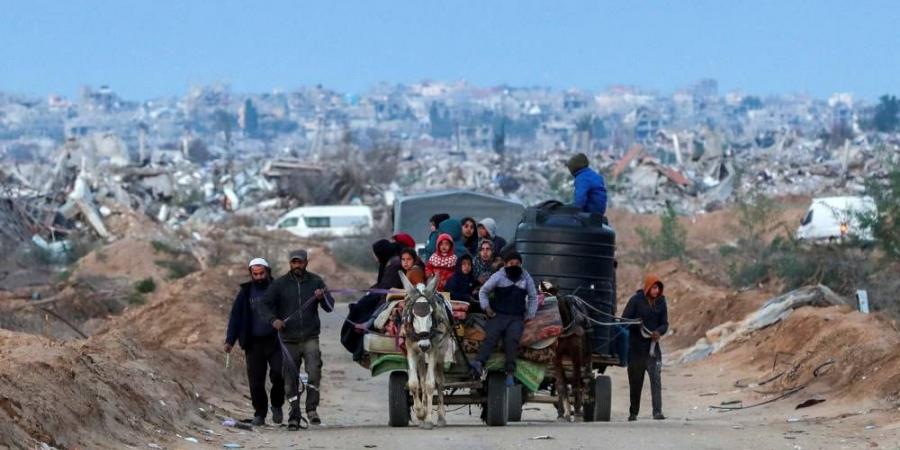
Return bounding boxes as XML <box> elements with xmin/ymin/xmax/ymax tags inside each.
<box><xmin>787</xmin><ymin>417</ymin><xmax>802</xmax><ymax>423</ymax></box>
<box><xmin>699</xmin><ymin>392</ymin><xmax>718</xmax><ymax>397</ymax></box>
<box><xmin>147</xmin><ymin>445</ymin><xmax>162</xmax><ymax>450</ymax></box>
<box><xmin>184</xmin><ymin>437</ymin><xmax>199</xmax><ymax>444</ymax></box>
<box><xmin>530</xmin><ymin>435</ymin><xmax>554</xmax><ymax>440</ymax></box>
<box><xmin>223</xmin><ymin>444</ymin><xmax>243</xmax><ymax>449</ymax></box>
<box><xmin>795</xmin><ymin>399</ymin><xmax>826</xmax><ymax>409</ymax></box>
<box><xmin>864</xmin><ymin>425</ymin><xmax>877</xmax><ymax>430</ymax></box>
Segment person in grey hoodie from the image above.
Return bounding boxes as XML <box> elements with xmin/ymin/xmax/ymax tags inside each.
<box><xmin>477</xmin><ymin>217</ymin><xmax>508</xmax><ymax>254</ymax></box>
<box><xmin>257</xmin><ymin>249</ymin><xmax>334</xmax><ymax>429</ymax></box>
<box><xmin>469</xmin><ymin>251</ymin><xmax>537</xmax><ymax>386</ymax></box>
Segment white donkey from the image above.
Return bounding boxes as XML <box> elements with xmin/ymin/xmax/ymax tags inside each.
<box><xmin>400</xmin><ymin>273</ymin><xmax>452</xmax><ymax>429</ymax></box>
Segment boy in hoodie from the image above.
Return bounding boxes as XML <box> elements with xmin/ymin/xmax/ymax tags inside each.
<box><xmin>425</xmin><ymin>233</ymin><xmax>457</xmax><ymax>291</ymax></box>
<box><xmin>622</xmin><ymin>274</ymin><xmax>669</xmax><ymax>422</ymax></box>
<box><xmin>566</xmin><ymin>153</ymin><xmax>608</xmax><ymax>216</ymax></box>
<box><xmin>470</xmin><ymin>251</ymin><xmax>538</xmax><ymax>386</ymax></box>
<box><xmin>477</xmin><ymin>217</ymin><xmax>507</xmax><ymax>255</ymax></box>
<box><xmin>444</xmin><ymin>254</ymin><xmax>478</xmax><ymax>303</ymax></box>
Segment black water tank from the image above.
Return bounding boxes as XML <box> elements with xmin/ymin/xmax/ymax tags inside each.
<box><xmin>514</xmin><ymin>201</ymin><xmax>617</xmax><ymax>355</ymax></box>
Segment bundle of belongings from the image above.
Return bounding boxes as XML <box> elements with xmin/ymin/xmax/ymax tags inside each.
<box><xmin>351</xmin><ymin>290</ymin><xmax>564</xmax><ymax>391</ymax></box>
<box><xmin>361</xmin><ymin>292</ymin><xmax>471</xmax><ymax>355</ymax></box>
<box><xmin>462</xmin><ymin>295</ymin><xmax>562</xmax><ymax>365</ymax></box>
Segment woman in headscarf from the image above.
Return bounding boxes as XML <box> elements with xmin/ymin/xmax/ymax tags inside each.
<box><xmin>372</xmin><ymin>239</ymin><xmax>400</xmax><ymax>288</ymax></box>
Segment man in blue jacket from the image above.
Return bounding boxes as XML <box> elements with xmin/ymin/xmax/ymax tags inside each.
<box><xmin>224</xmin><ymin>257</ymin><xmax>284</xmax><ymax>426</ymax></box>
<box><xmin>567</xmin><ymin>153</ymin><xmax>608</xmax><ymax>216</ymax></box>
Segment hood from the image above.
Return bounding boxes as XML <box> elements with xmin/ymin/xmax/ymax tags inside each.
<box><xmin>393</xmin><ymin>232</ymin><xmax>416</xmax><ymax>249</ymax></box>
<box><xmin>435</xmin><ymin>233</ymin><xmax>455</xmax><ymax>255</ymax></box>
<box><xmin>478</xmin><ymin>218</ymin><xmax>497</xmax><ymax>238</ymax></box>
<box><xmin>372</xmin><ymin>239</ymin><xmax>398</xmax><ymax>266</ymax></box>
<box><xmin>567</xmin><ymin>153</ymin><xmax>589</xmax><ymax>176</ymax></box>
<box><xmin>438</xmin><ymin>218</ymin><xmax>463</xmax><ymax>241</ymax></box>
<box><xmin>454</xmin><ymin>254</ymin><xmax>474</xmax><ymax>275</ymax></box>
<box><xmin>643</xmin><ymin>274</ymin><xmax>664</xmax><ymax>298</ymax></box>
<box><xmin>477</xmin><ymin>238</ymin><xmax>494</xmax><ymax>257</ymax></box>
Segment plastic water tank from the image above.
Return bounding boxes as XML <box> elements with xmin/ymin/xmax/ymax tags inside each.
<box><xmin>514</xmin><ymin>201</ymin><xmax>617</xmax><ymax>355</ymax></box>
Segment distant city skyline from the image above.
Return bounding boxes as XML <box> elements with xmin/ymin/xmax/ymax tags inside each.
<box><xmin>1</xmin><ymin>0</ymin><xmax>898</xmax><ymax>101</ymax></box>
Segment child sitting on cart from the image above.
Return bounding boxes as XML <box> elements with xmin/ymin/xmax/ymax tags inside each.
<box><xmin>469</xmin><ymin>251</ymin><xmax>538</xmax><ymax>386</ymax></box>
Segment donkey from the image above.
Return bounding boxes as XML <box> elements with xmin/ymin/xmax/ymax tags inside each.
<box><xmin>399</xmin><ymin>272</ymin><xmax>452</xmax><ymax>429</ymax></box>
<box><xmin>552</xmin><ymin>294</ymin><xmax>592</xmax><ymax>421</ymax></box>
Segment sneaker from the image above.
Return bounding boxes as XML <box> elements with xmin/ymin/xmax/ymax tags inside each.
<box><xmin>287</xmin><ymin>419</ymin><xmax>301</xmax><ymax>431</ymax></box>
<box><xmin>251</xmin><ymin>416</ymin><xmax>265</xmax><ymax>426</ymax></box>
<box><xmin>307</xmin><ymin>410</ymin><xmax>321</xmax><ymax>425</ymax></box>
<box><xmin>653</xmin><ymin>413</ymin><xmax>666</xmax><ymax>420</ymax></box>
<box><xmin>271</xmin><ymin>407</ymin><xmax>283</xmax><ymax>424</ymax></box>
<box><xmin>628</xmin><ymin>415</ymin><xmax>637</xmax><ymax>422</ymax></box>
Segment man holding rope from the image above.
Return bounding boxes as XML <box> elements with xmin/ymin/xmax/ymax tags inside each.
<box><xmin>258</xmin><ymin>249</ymin><xmax>334</xmax><ymax>430</ymax></box>
<box><xmin>622</xmin><ymin>274</ymin><xmax>669</xmax><ymax>422</ymax></box>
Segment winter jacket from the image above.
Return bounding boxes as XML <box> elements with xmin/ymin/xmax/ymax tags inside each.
<box><xmin>622</xmin><ymin>274</ymin><xmax>669</xmax><ymax>357</ymax></box>
<box><xmin>425</xmin><ymin>233</ymin><xmax>457</xmax><ymax>291</ymax></box>
<box><xmin>573</xmin><ymin>167</ymin><xmax>608</xmax><ymax>215</ymax></box>
<box><xmin>257</xmin><ymin>270</ymin><xmax>334</xmax><ymax>342</ymax></box>
<box><xmin>444</xmin><ymin>256</ymin><xmax>478</xmax><ymax>302</ymax></box>
<box><xmin>478</xmin><ymin>267</ymin><xmax>538</xmax><ymax>320</ymax></box>
<box><xmin>225</xmin><ymin>280</ymin><xmax>274</xmax><ymax>349</ymax></box>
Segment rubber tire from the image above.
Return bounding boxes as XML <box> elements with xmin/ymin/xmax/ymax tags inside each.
<box><xmin>584</xmin><ymin>375</ymin><xmax>612</xmax><ymax>422</ymax></box>
<box><xmin>485</xmin><ymin>372</ymin><xmax>509</xmax><ymax>426</ymax></box>
<box><xmin>507</xmin><ymin>384</ymin><xmax>523</xmax><ymax>422</ymax></box>
<box><xmin>388</xmin><ymin>371</ymin><xmax>410</xmax><ymax>427</ymax></box>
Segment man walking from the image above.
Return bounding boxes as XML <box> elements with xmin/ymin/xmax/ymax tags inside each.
<box><xmin>622</xmin><ymin>274</ymin><xmax>669</xmax><ymax>421</ymax></box>
<box><xmin>470</xmin><ymin>251</ymin><xmax>538</xmax><ymax>386</ymax></box>
<box><xmin>566</xmin><ymin>152</ymin><xmax>608</xmax><ymax>216</ymax></box>
<box><xmin>225</xmin><ymin>258</ymin><xmax>284</xmax><ymax>426</ymax></box>
<box><xmin>258</xmin><ymin>249</ymin><xmax>334</xmax><ymax>430</ymax></box>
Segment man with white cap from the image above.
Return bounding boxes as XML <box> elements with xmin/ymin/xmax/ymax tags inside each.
<box><xmin>225</xmin><ymin>257</ymin><xmax>284</xmax><ymax>426</ymax></box>
<box><xmin>258</xmin><ymin>249</ymin><xmax>334</xmax><ymax>429</ymax></box>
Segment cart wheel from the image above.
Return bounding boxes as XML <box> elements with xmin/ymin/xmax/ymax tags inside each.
<box><xmin>508</xmin><ymin>384</ymin><xmax>523</xmax><ymax>422</ymax></box>
<box><xmin>485</xmin><ymin>372</ymin><xmax>509</xmax><ymax>426</ymax></box>
<box><xmin>388</xmin><ymin>371</ymin><xmax>410</xmax><ymax>427</ymax></box>
<box><xmin>584</xmin><ymin>375</ymin><xmax>611</xmax><ymax>422</ymax></box>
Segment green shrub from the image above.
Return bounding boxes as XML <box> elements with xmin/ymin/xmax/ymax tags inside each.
<box><xmin>151</xmin><ymin>240</ymin><xmax>180</xmax><ymax>255</ymax></box>
<box><xmin>636</xmin><ymin>203</ymin><xmax>687</xmax><ymax>262</ymax></box>
<box><xmin>134</xmin><ymin>277</ymin><xmax>156</xmax><ymax>293</ymax></box>
<box><xmin>154</xmin><ymin>259</ymin><xmax>197</xmax><ymax>279</ymax></box>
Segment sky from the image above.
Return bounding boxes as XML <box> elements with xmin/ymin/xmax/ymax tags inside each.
<box><xmin>1</xmin><ymin>0</ymin><xmax>898</xmax><ymax>101</ymax></box>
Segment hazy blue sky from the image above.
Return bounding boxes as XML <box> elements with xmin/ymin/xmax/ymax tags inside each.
<box><xmin>1</xmin><ymin>0</ymin><xmax>897</xmax><ymax>100</ymax></box>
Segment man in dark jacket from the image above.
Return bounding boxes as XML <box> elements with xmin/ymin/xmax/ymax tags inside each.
<box><xmin>566</xmin><ymin>153</ymin><xmax>608</xmax><ymax>216</ymax></box>
<box><xmin>622</xmin><ymin>274</ymin><xmax>669</xmax><ymax>421</ymax></box>
<box><xmin>258</xmin><ymin>249</ymin><xmax>334</xmax><ymax>429</ymax></box>
<box><xmin>225</xmin><ymin>258</ymin><xmax>284</xmax><ymax>426</ymax></box>
<box><xmin>470</xmin><ymin>251</ymin><xmax>538</xmax><ymax>386</ymax></box>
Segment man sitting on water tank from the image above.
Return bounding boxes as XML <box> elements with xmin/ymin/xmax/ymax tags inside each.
<box><xmin>566</xmin><ymin>153</ymin><xmax>608</xmax><ymax>216</ymax></box>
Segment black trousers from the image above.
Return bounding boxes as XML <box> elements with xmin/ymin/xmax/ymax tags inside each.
<box><xmin>627</xmin><ymin>350</ymin><xmax>662</xmax><ymax>417</ymax></box>
<box><xmin>475</xmin><ymin>314</ymin><xmax>525</xmax><ymax>373</ymax></box>
<box><xmin>245</xmin><ymin>335</ymin><xmax>285</xmax><ymax>418</ymax></box>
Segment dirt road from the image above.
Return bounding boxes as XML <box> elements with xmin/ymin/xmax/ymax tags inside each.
<box><xmin>204</xmin><ymin>304</ymin><xmax>899</xmax><ymax>450</ymax></box>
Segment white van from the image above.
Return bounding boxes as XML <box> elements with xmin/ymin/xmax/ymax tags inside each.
<box><xmin>272</xmin><ymin>205</ymin><xmax>373</xmax><ymax>239</ymax></box>
<box><xmin>796</xmin><ymin>196</ymin><xmax>876</xmax><ymax>242</ymax></box>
